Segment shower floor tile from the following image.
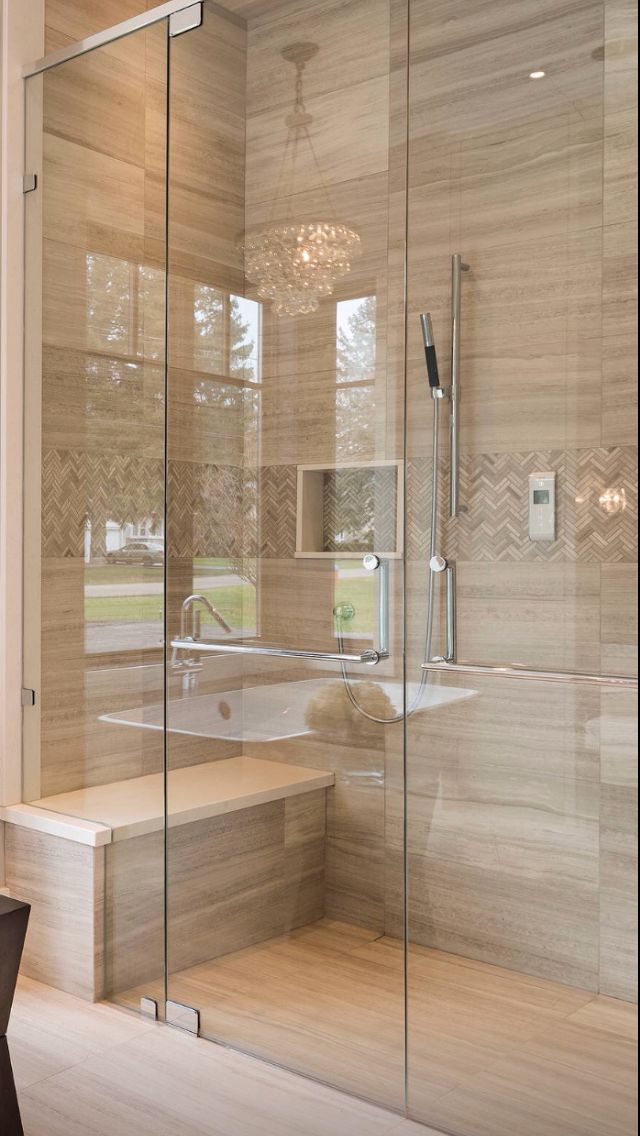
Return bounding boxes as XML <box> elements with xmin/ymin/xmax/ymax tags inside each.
<box><xmin>118</xmin><ymin>919</ymin><xmax>638</xmax><ymax>1134</ymax></box>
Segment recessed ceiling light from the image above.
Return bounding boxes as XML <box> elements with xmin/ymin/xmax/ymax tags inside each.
<box><xmin>529</xmin><ymin>70</ymin><xmax>546</xmax><ymax>79</ymax></box>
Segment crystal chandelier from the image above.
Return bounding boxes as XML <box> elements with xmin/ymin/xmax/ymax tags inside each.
<box><xmin>242</xmin><ymin>43</ymin><xmax>361</xmax><ymax>317</ymax></box>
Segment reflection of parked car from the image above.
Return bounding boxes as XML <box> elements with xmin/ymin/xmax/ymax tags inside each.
<box><xmin>106</xmin><ymin>541</ymin><xmax>164</xmax><ymax>566</ymax></box>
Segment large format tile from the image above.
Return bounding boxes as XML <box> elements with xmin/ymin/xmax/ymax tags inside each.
<box><xmin>114</xmin><ymin>920</ymin><xmax>636</xmax><ymax>1132</ymax></box>
<box><xmin>19</xmin><ymin>1021</ymin><xmax>407</xmax><ymax>1136</ymax></box>
<box><xmin>599</xmin><ymin>782</ymin><xmax>639</xmax><ymax>1001</ymax></box>
<box><xmin>455</xmin><ymin>562</ymin><xmax>602</xmax><ymax>672</ymax></box>
<box><xmin>4</xmin><ymin>828</ymin><xmax>104</xmax><ymax>1001</ymax></box>
<box><xmin>246</xmin><ymin>75</ymin><xmax>390</xmax><ymax>205</ymax></box>
<box><xmin>9</xmin><ymin>976</ymin><xmax>154</xmax><ymax>1090</ymax></box>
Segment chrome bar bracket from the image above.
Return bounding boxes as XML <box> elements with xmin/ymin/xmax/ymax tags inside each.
<box><xmin>169</xmin><ymin>2</ymin><xmax>203</xmax><ymax>36</ymax></box>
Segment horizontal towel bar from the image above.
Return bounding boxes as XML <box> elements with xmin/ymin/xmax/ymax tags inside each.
<box><xmin>422</xmin><ymin>660</ymin><xmax>638</xmax><ymax>689</ymax></box>
<box><xmin>171</xmin><ymin>638</ymin><xmax>386</xmax><ymax>666</ymax></box>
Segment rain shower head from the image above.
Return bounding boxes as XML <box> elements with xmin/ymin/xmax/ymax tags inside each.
<box><xmin>420</xmin><ymin>313</ymin><xmax>441</xmax><ymax>389</ymax></box>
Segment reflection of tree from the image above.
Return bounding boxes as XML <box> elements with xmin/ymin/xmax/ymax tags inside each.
<box><xmin>337</xmin><ymin>295</ymin><xmax>376</xmax><ymax>384</ymax></box>
<box><xmin>194</xmin><ymin>289</ymin><xmax>257</xmax><ymax>385</ymax></box>
<box><xmin>336</xmin><ymin>296</ymin><xmax>376</xmax><ymax>458</ymax></box>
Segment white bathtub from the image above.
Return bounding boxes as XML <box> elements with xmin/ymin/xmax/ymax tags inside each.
<box><xmin>101</xmin><ymin>677</ymin><xmax>476</xmax><ymax>743</ymax></box>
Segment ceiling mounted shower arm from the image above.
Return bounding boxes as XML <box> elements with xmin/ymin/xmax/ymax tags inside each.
<box><xmin>450</xmin><ymin>254</ymin><xmax>470</xmax><ymax>518</ymax></box>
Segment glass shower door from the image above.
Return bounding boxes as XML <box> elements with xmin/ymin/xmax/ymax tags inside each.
<box><xmin>22</xmin><ymin>17</ymin><xmax>169</xmax><ymax>1007</ymax></box>
<box><xmin>404</xmin><ymin>1</ymin><xmax>638</xmax><ymax>1133</ymax></box>
<box><xmin>164</xmin><ymin>0</ymin><xmax>409</xmax><ymax>1109</ymax></box>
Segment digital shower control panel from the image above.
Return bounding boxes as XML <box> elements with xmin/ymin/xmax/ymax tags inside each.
<box><xmin>529</xmin><ymin>472</ymin><xmax>556</xmax><ymax>541</ymax></box>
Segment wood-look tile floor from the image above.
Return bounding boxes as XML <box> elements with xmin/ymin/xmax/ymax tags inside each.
<box><xmin>159</xmin><ymin>920</ymin><xmax>638</xmax><ymax>1136</ymax></box>
<box><xmin>8</xmin><ymin>973</ymin><xmax>436</xmax><ymax>1136</ymax></box>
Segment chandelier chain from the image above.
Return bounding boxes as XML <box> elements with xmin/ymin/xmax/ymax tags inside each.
<box><xmin>240</xmin><ymin>43</ymin><xmax>362</xmax><ymax>316</ymax></box>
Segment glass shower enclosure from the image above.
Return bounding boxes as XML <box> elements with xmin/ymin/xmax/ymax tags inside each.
<box><xmin>20</xmin><ymin>0</ymin><xmax>637</xmax><ymax>1133</ymax></box>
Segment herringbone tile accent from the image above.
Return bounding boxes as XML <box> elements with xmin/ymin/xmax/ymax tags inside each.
<box><xmin>408</xmin><ymin>447</ymin><xmax>637</xmax><ymax>563</ymax></box>
<box><xmin>323</xmin><ymin>467</ymin><xmax>398</xmax><ymax>553</ymax></box>
<box><xmin>42</xmin><ymin>450</ymin><xmax>164</xmax><ymax>558</ymax></box>
<box><xmin>168</xmin><ymin>461</ymin><xmax>246</xmax><ymax>559</ymax></box>
<box><xmin>44</xmin><ymin>446</ymin><xmax>636</xmax><ymax>566</ymax></box>
<box><xmin>259</xmin><ymin>465</ymin><xmax>297</xmax><ymax>558</ymax></box>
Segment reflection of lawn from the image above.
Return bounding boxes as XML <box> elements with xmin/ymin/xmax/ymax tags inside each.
<box><xmin>333</xmin><ymin>577</ymin><xmax>374</xmax><ymax>635</ymax></box>
<box><xmin>84</xmin><ymin>558</ymin><xmax>235</xmax><ymax>586</ymax></box>
<box><xmin>86</xmin><ymin>584</ymin><xmax>256</xmax><ymax>627</ymax></box>
<box><xmin>84</xmin><ymin>568</ymin><xmax>375</xmax><ymax>635</ymax></box>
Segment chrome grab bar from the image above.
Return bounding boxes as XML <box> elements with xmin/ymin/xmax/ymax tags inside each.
<box><xmin>450</xmin><ymin>254</ymin><xmax>470</xmax><ymax>518</ymax></box>
<box><xmin>171</xmin><ymin>639</ymin><xmax>387</xmax><ymax>666</ymax></box>
<box><xmin>423</xmin><ymin>659</ymin><xmax>638</xmax><ymax>689</ymax></box>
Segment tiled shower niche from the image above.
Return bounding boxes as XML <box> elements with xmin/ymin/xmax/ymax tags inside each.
<box><xmin>295</xmin><ymin>461</ymin><xmax>402</xmax><ymax>558</ymax></box>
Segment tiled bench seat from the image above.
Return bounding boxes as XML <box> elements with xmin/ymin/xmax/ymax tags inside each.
<box><xmin>2</xmin><ymin>757</ymin><xmax>333</xmax><ymax>1001</ymax></box>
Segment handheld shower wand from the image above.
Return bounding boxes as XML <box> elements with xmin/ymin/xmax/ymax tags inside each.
<box><xmin>420</xmin><ymin>313</ymin><xmax>441</xmax><ymax>389</ymax></box>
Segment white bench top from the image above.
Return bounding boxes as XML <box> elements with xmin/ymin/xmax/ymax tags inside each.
<box><xmin>1</xmin><ymin>757</ymin><xmax>334</xmax><ymax>847</ymax></box>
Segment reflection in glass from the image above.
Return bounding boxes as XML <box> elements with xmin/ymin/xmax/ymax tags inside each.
<box><xmin>336</xmin><ymin>296</ymin><xmax>376</xmax><ymax>457</ymax></box>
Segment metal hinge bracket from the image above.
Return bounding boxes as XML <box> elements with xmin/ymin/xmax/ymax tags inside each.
<box><xmin>166</xmin><ymin>1000</ymin><xmax>200</xmax><ymax>1036</ymax></box>
<box><xmin>21</xmin><ymin>688</ymin><xmax>36</xmax><ymax>707</ymax></box>
<box><xmin>169</xmin><ymin>3</ymin><xmax>202</xmax><ymax>37</ymax></box>
<box><xmin>23</xmin><ymin>174</ymin><xmax>38</xmax><ymax>194</ymax></box>
<box><xmin>139</xmin><ymin>996</ymin><xmax>159</xmax><ymax>1021</ymax></box>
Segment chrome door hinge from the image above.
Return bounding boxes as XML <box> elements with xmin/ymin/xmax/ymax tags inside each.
<box><xmin>21</xmin><ymin>688</ymin><xmax>36</xmax><ymax>707</ymax></box>
<box><xmin>23</xmin><ymin>174</ymin><xmax>38</xmax><ymax>194</ymax></box>
<box><xmin>139</xmin><ymin>997</ymin><xmax>159</xmax><ymax>1021</ymax></box>
<box><xmin>166</xmin><ymin>1000</ymin><xmax>199</xmax><ymax>1036</ymax></box>
<box><xmin>169</xmin><ymin>2</ymin><xmax>202</xmax><ymax>36</ymax></box>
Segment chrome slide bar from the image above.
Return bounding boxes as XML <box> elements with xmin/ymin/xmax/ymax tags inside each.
<box><xmin>423</xmin><ymin>659</ymin><xmax>638</xmax><ymax>689</ymax></box>
<box><xmin>445</xmin><ymin>565</ymin><xmax>456</xmax><ymax>662</ymax></box>
<box><xmin>450</xmin><ymin>254</ymin><xmax>470</xmax><ymax>518</ymax></box>
<box><xmin>23</xmin><ymin>0</ymin><xmax>203</xmax><ymax>78</ymax></box>
<box><xmin>171</xmin><ymin>639</ymin><xmax>387</xmax><ymax>666</ymax></box>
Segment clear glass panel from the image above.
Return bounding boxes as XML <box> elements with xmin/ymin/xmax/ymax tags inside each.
<box><xmin>165</xmin><ymin>0</ymin><xmax>408</xmax><ymax>1109</ymax></box>
<box><xmin>23</xmin><ymin>22</ymin><xmax>168</xmax><ymax>1007</ymax></box>
<box><xmin>405</xmin><ymin>0</ymin><xmax>638</xmax><ymax>1132</ymax></box>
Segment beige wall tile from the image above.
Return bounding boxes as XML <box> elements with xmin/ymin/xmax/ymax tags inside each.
<box><xmin>45</xmin><ymin>0</ymin><xmax>147</xmax><ymax>42</ymax></box>
<box><xmin>602</xmin><ymin>0</ymin><xmax>638</xmax><ymax>444</ymax></box>
<box><xmin>599</xmin><ymin>783</ymin><xmax>638</xmax><ymax>1001</ymax></box>
<box><xmin>246</xmin><ymin>0</ymin><xmax>391</xmax><ymax>116</ymax></box>
<box><xmin>600</xmin><ymin>688</ymin><xmax>639</xmax><ymax>786</ymax></box>
<box><xmin>43</xmin><ymin>34</ymin><xmax>148</xmax><ymax>167</ymax></box>
<box><xmin>106</xmin><ymin>795</ymin><xmax>328</xmax><ymax>995</ymax></box>
<box><xmin>246</xmin><ymin>76</ymin><xmax>390</xmax><ymax>205</ymax></box>
<box><xmin>5</xmin><ymin>827</ymin><xmax>104</xmax><ymax>1001</ymax></box>
<box><xmin>284</xmin><ymin>790</ymin><xmax>326</xmax><ymax>929</ymax></box>
<box><xmin>455</xmin><ymin>562</ymin><xmax>602</xmax><ymax>672</ymax></box>
<box><xmin>601</xmin><ymin>563</ymin><xmax>638</xmax><ymax>646</ymax></box>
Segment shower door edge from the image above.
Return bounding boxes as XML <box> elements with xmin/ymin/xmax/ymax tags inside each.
<box><xmin>23</xmin><ymin>0</ymin><xmax>203</xmax><ymax>78</ymax></box>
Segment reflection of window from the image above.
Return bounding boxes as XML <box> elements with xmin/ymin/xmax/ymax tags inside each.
<box><xmin>192</xmin><ymin>558</ymin><xmax>258</xmax><ymax>639</ymax></box>
<box><xmin>193</xmin><ymin>287</ymin><xmax>261</xmax><ymax>383</ymax></box>
<box><xmin>336</xmin><ymin>296</ymin><xmax>376</xmax><ymax>456</ymax></box>
<box><xmin>86</xmin><ymin>254</ymin><xmax>164</xmax><ymax>360</ymax></box>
